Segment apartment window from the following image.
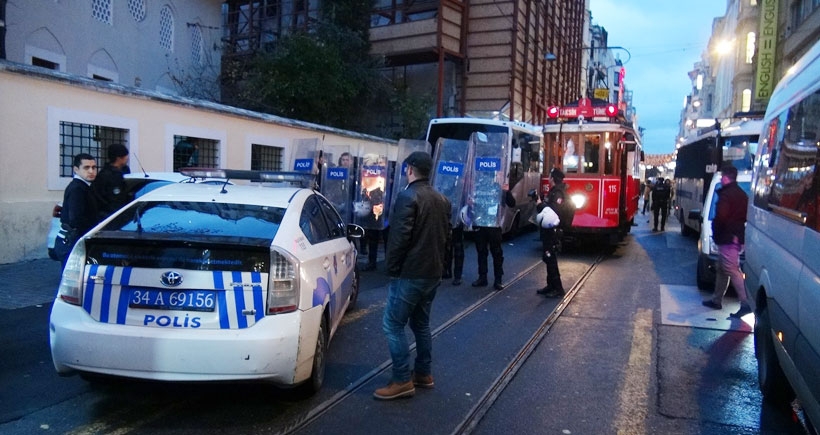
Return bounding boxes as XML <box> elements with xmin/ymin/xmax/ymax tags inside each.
<box><xmin>751</xmin><ymin>0</ymin><xmax>757</xmax><ymax>5</ymax></box>
<box><xmin>160</xmin><ymin>5</ymin><xmax>174</xmax><ymax>51</ymax></box>
<box><xmin>59</xmin><ymin>122</ymin><xmax>128</xmax><ymax>177</ymax></box>
<box><xmin>251</xmin><ymin>144</ymin><xmax>284</xmax><ymax>171</ymax></box>
<box><xmin>742</xmin><ymin>89</ymin><xmax>752</xmax><ymax>112</ymax></box>
<box><xmin>128</xmin><ymin>0</ymin><xmax>146</xmax><ymax>22</ymax></box>
<box><xmin>696</xmin><ymin>74</ymin><xmax>703</xmax><ymax>91</ymax></box>
<box><xmin>173</xmin><ymin>136</ymin><xmax>219</xmax><ymax>171</ymax></box>
<box><xmin>92</xmin><ymin>0</ymin><xmax>113</xmax><ymax>25</ymax></box>
<box><xmin>746</xmin><ymin>32</ymin><xmax>756</xmax><ymax>64</ymax></box>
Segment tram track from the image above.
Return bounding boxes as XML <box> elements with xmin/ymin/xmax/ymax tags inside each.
<box><xmin>277</xmin><ymin>254</ymin><xmax>605</xmax><ymax>435</ymax></box>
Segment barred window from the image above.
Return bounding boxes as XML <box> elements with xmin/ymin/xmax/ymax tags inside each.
<box><xmin>59</xmin><ymin>122</ymin><xmax>128</xmax><ymax>177</ymax></box>
<box><xmin>251</xmin><ymin>144</ymin><xmax>284</xmax><ymax>171</ymax></box>
<box><xmin>173</xmin><ymin>136</ymin><xmax>219</xmax><ymax>171</ymax></box>
<box><xmin>128</xmin><ymin>0</ymin><xmax>147</xmax><ymax>22</ymax></box>
<box><xmin>160</xmin><ymin>6</ymin><xmax>174</xmax><ymax>51</ymax></box>
<box><xmin>92</xmin><ymin>0</ymin><xmax>113</xmax><ymax>25</ymax></box>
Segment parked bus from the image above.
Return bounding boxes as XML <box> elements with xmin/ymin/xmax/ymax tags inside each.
<box><xmin>541</xmin><ymin>98</ymin><xmax>643</xmax><ymax>244</ymax></box>
<box><xmin>743</xmin><ymin>40</ymin><xmax>820</xmax><ymax>428</ymax></box>
<box><xmin>426</xmin><ymin>117</ymin><xmax>543</xmax><ymax>235</ymax></box>
<box><xmin>673</xmin><ymin>117</ymin><xmax>761</xmax><ymax>236</ymax></box>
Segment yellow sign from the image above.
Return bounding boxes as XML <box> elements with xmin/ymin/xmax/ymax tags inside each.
<box><xmin>755</xmin><ymin>0</ymin><xmax>778</xmax><ymax>102</ymax></box>
<box><xmin>593</xmin><ymin>88</ymin><xmax>609</xmax><ymax>100</ymax></box>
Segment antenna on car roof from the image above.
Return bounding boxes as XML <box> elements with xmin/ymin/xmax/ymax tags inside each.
<box><xmin>131</xmin><ymin>152</ymin><xmax>150</xmax><ymax>178</ymax></box>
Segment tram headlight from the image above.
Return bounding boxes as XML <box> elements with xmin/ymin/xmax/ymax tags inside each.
<box><xmin>570</xmin><ymin>194</ymin><xmax>586</xmax><ymax>210</ymax></box>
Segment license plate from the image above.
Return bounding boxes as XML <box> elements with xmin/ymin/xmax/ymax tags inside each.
<box><xmin>128</xmin><ymin>288</ymin><xmax>216</xmax><ymax>312</ymax></box>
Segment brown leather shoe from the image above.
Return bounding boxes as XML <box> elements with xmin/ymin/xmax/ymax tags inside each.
<box><xmin>412</xmin><ymin>372</ymin><xmax>435</xmax><ymax>389</ymax></box>
<box><xmin>373</xmin><ymin>380</ymin><xmax>415</xmax><ymax>400</ymax></box>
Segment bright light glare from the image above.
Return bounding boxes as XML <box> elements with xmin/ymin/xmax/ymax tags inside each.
<box><xmin>570</xmin><ymin>194</ymin><xmax>586</xmax><ymax>209</ymax></box>
<box><xmin>715</xmin><ymin>39</ymin><xmax>734</xmax><ymax>56</ymax></box>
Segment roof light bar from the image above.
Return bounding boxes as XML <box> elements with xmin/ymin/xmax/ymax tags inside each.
<box><xmin>179</xmin><ymin>168</ymin><xmax>315</xmax><ymax>187</ymax></box>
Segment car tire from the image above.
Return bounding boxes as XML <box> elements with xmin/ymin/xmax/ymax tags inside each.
<box><xmin>755</xmin><ymin>303</ymin><xmax>795</xmax><ymax>404</ymax></box>
<box><xmin>696</xmin><ymin>256</ymin><xmax>710</xmax><ymax>290</ymax></box>
<box><xmin>298</xmin><ymin>314</ymin><xmax>328</xmax><ymax>397</ymax></box>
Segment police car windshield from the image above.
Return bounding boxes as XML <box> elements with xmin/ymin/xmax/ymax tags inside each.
<box><xmin>102</xmin><ymin>201</ymin><xmax>285</xmax><ymax>240</ymax></box>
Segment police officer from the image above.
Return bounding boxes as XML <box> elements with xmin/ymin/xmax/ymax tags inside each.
<box><xmin>471</xmin><ymin>190</ymin><xmax>515</xmax><ymax>290</ymax></box>
<box><xmin>92</xmin><ymin>143</ymin><xmax>130</xmax><ymax>219</ymax></box>
<box><xmin>651</xmin><ymin>176</ymin><xmax>671</xmax><ymax>232</ymax></box>
<box><xmin>536</xmin><ymin>168</ymin><xmax>568</xmax><ymax>298</ymax></box>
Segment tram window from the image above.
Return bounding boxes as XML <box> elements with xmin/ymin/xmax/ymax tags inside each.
<box><xmin>584</xmin><ymin>134</ymin><xmax>600</xmax><ymax>174</ymax></box>
<box><xmin>563</xmin><ymin>138</ymin><xmax>579</xmax><ymax>173</ymax></box>
<box><xmin>604</xmin><ymin>141</ymin><xmax>615</xmax><ymax>175</ymax></box>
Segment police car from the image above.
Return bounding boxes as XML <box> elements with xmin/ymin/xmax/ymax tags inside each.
<box><xmin>49</xmin><ymin>169</ymin><xmax>363</xmax><ymax>394</ymax></box>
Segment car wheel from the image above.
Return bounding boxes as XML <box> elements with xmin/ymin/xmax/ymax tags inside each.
<box><xmin>299</xmin><ymin>314</ymin><xmax>327</xmax><ymax>396</ymax></box>
<box><xmin>696</xmin><ymin>256</ymin><xmax>710</xmax><ymax>290</ymax></box>
<box><xmin>347</xmin><ymin>266</ymin><xmax>359</xmax><ymax>310</ymax></box>
<box><xmin>755</xmin><ymin>303</ymin><xmax>795</xmax><ymax>404</ymax></box>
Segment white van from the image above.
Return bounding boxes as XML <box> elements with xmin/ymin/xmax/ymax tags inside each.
<box><xmin>744</xmin><ymin>39</ymin><xmax>820</xmax><ymax>427</ymax></box>
<box><xmin>694</xmin><ymin>170</ymin><xmax>752</xmax><ymax>290</ymax></box>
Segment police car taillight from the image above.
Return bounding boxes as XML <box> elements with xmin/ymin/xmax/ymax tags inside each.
<box><xmin>267</xmin><ymin>249</ymin><xmax>299</xmax><ymax>314</ymax></box>
<box><xmin>57</xmin><ymin>239</ymin><xmax>87</xmax><ymax>306</ymax></box>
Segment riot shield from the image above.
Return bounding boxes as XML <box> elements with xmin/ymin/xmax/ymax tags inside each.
<box><xmin>431</xmin><ymin>138</ymin><xmax>471</xmax><ymax>228</ymax></box>
<box><xmin>466</xmin><ymin>132</ymin><xmax>509</xmax><ymax>228</ymax></box>
<box><xmin>320</xmin><ymin>145</ymin><xmax>353</xmax><ymax>223</ymax></box>
<box><xmin>290</xmin><ymin>138</ymin><xmax>321</xmax><ymax>187</ymax></box>
<box><xmin>353</xmin><ymin>148</ymin><xmax>389</xmax><ymax>230</ymax></box>
<box><xmin>390</xmin><ymin>139</ymin><xmax>431</xmax><ymax>213</ymax></box>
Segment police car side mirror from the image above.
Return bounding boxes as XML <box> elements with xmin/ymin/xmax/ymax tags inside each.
<box><xmin>346</xmin><ymin>223</ymin><xmax>365</xmax><ymax>239</ymax></box>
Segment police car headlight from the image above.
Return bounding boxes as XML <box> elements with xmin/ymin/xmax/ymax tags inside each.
<box><xmin>570</xmin><ymin>194</ymin><xmax>586</xmax><ymax>209</ymax></box>
<box><xmin>267</xmin><ymin>249</ymin><xmax>299</xmax><ymax>314</ymax></box>
<box><xmin>57</xmin><ymin>239</ymin><xmax>87</xmax><ymax>306</ymax></box>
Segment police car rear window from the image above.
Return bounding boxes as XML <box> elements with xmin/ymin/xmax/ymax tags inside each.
<box><xmin>101</xmin><ymin>201</ymin><xmax>285</xmax><ymax>240</ymax></box>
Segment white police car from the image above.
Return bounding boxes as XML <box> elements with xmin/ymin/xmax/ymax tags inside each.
<box><xmin>49</xmin><ymin>169</ymin><xmax>363</xmax><ymax>394</ymax></box>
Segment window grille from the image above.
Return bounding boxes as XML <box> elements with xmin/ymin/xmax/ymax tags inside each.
<box><xmin>160</xmin><ymin>6</ymin><xmax>174</xmax><ymax>51</ymax></box>
<box><xmin>191</xmin><ymin>24</ymin><xmax>204</xmax><ymax>65</ymax></box>
<box><xmin>128</xmin><ymin>0</ymin><xmax>146</xmax><ymax>22</ymax></box>
<box><xmin>59</xmin><ymin>122</ymin><xmax>128</xmax><ymax>177</ymax></box>
<box><xmin>92</xmin><ymin>0</ymin><xmax>113</xmax><ymax>25</ymax></box>
<box><xmin>251</xmin><ymin>144</ymin><xmax>284</xmax><ymax>171</ymax></box>
<box><xmin>173</xmin><ymin>136</ymin><xmax>219</xmax><ymax>171</ymax></box>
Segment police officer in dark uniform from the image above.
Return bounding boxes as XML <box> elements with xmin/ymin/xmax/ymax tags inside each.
<box><xmin>536</xmin><ymin>168</ymin><xmax>568</xmax><ymax>298</ymax></box>
<box><xmin>92</xmin><ymin>143</ymin><xmax>130</xmax><ymax>219</ymax></box>
<box><xmin>471</xmin><ymin>189</ymin><xmax>515</xmax><ymax>290</ymax></box>
<box><xmin>651</xmin><ymin>176</ymin><xmax>672</xmax><ymax>231</ymax></box>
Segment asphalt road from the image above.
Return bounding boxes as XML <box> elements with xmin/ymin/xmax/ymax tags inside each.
<box><xmin>0</xmin><ymin>215</ymin><xmax>812</xmax><ymax>434</ymax></box>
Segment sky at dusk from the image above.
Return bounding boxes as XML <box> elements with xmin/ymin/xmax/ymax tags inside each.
<box><xmin>588</xmin><ymin>0</ymin><xmax>729</xmax><ymax>155</ymax></box>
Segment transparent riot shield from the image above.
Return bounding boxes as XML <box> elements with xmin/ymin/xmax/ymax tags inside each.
<box><xmin>353</xmin><ymin>148</ymin><xmax>389</xmax><ymax>231</ymax></box>
<box><xmin>291</xmin><ymin>138</ymin><xmax>321</xmax><ymax>187</ymax></box>
<box><xmin>466</xmin><ymin>132</ymin><xmax>509</xmax><ymax>228</ymax></box>
<box><xmin>390</xmin><ymin>139</ymin><xmax>431</xmax><ymax>212</ymax></box>
<box><xmin>320</xmin><ymin>145</ymin><xmax>353</xmax><ymax>223</ymax></box>
<box><xmin>431</xmin><ymin>138</ymin><xmax>471</xmax><ymax>228</ymax></box>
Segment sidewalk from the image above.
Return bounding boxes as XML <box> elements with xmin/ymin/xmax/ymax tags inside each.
<box><xmin>0</xmin><ymin>258</ymin><xmax>62</xmax><ymax>310</ymax></box>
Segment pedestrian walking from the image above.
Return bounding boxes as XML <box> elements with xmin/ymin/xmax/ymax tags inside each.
<box><xmin>651</xmin><ymin>177</ymin><xmax>671</xmax><ymax>231</ymax></box>
<box><xmin>54</xmin><ymin>153</ymin><xmax>99</xmax><ymax>270</ymax></box>
<box><xmin>374</xmin><ymin>151</ymin><xmax>451</xmax><ymax>400</ymax></box>
<box><xmin>642</xmin><ymin>177</ymin><xmax>652</xmax><ymax>215</ymax></box>
<box><xmin>471</xmin><ymin>190</ymin><xmax>515</xmax><ymax>290</ymax></box>
<box><xmin>702</xmin><ymin>165</ymin><xmax>752</xmax><ymax>318</ymax></box>
<box><xmin>536</xmin><ymin>168</ymin><xmax>570</xmax><ymax>298</ymax></box>
<box><xmin>92</xmin><ymin>143</ymin><xmax>130</xmax><ymax>219</ymax></box>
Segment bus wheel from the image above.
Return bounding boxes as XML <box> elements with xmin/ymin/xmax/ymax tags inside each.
<box><xmin>755</xmin><ymin>303</ymin><xmax>795</xmax><ymax>405</ymax></box>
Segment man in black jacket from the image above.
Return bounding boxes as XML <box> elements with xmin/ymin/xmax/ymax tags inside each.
<box><xmin>536</xmin><ymin>168</ymin><xmax>569</xmax><ymax>298</ymax></box>
<box><xmin>55</xmin><ymin>153</ymin><xmax>99</xmax><ymax>270</ymax></box>
<box><xmin>92</xmin><ymin>143</ymin><xmax>130</xmax><ymax>219</ymax></box>
<box><xmin>374</xmin><ymin>151</ymin><xmax>451</xmax><ymax>400</ymax></box>
<box><xmin>702</xmin><ymin>165</ymin><xmax>751</xmax><ymax>317</ymax></box>
<box><xmin>651</xmin><ymin>176</ymin><xmax>671</xmax><ymax>231</ymax></box>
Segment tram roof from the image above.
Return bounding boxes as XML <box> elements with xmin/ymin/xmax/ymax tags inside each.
<box><xmin>541</xmin><ymin>122</ymin><xmax>639</xmax><ymax>136</ymax></box>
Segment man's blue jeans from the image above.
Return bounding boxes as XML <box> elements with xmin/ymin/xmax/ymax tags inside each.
<box><xmin>383</xmin><ymin>277</ymin><xmax>440</xmax><ymax>383</ymax></box>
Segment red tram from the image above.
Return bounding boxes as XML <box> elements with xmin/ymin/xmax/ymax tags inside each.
<box><xmin>542</xmin><ymin>98</ymin><xmax>643</xmax><ymax>244</ymax></box>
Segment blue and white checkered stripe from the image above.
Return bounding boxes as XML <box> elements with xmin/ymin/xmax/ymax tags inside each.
<box><xmin>82</xmin><ymin>265</ymin><xmax>266</xmax><ymax>329</ymax></box>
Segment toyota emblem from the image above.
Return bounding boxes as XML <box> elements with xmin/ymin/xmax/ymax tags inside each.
<box><xmin>160</xmin><ymin>271</ymin><xmax>183</xmax><ymax>287</ymax></box>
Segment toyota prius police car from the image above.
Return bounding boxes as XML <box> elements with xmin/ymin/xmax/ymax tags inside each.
<box><xmin>49</xmin><ymin>169</ymin><xmax>363</xmax><ymax>394</ymax></box>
